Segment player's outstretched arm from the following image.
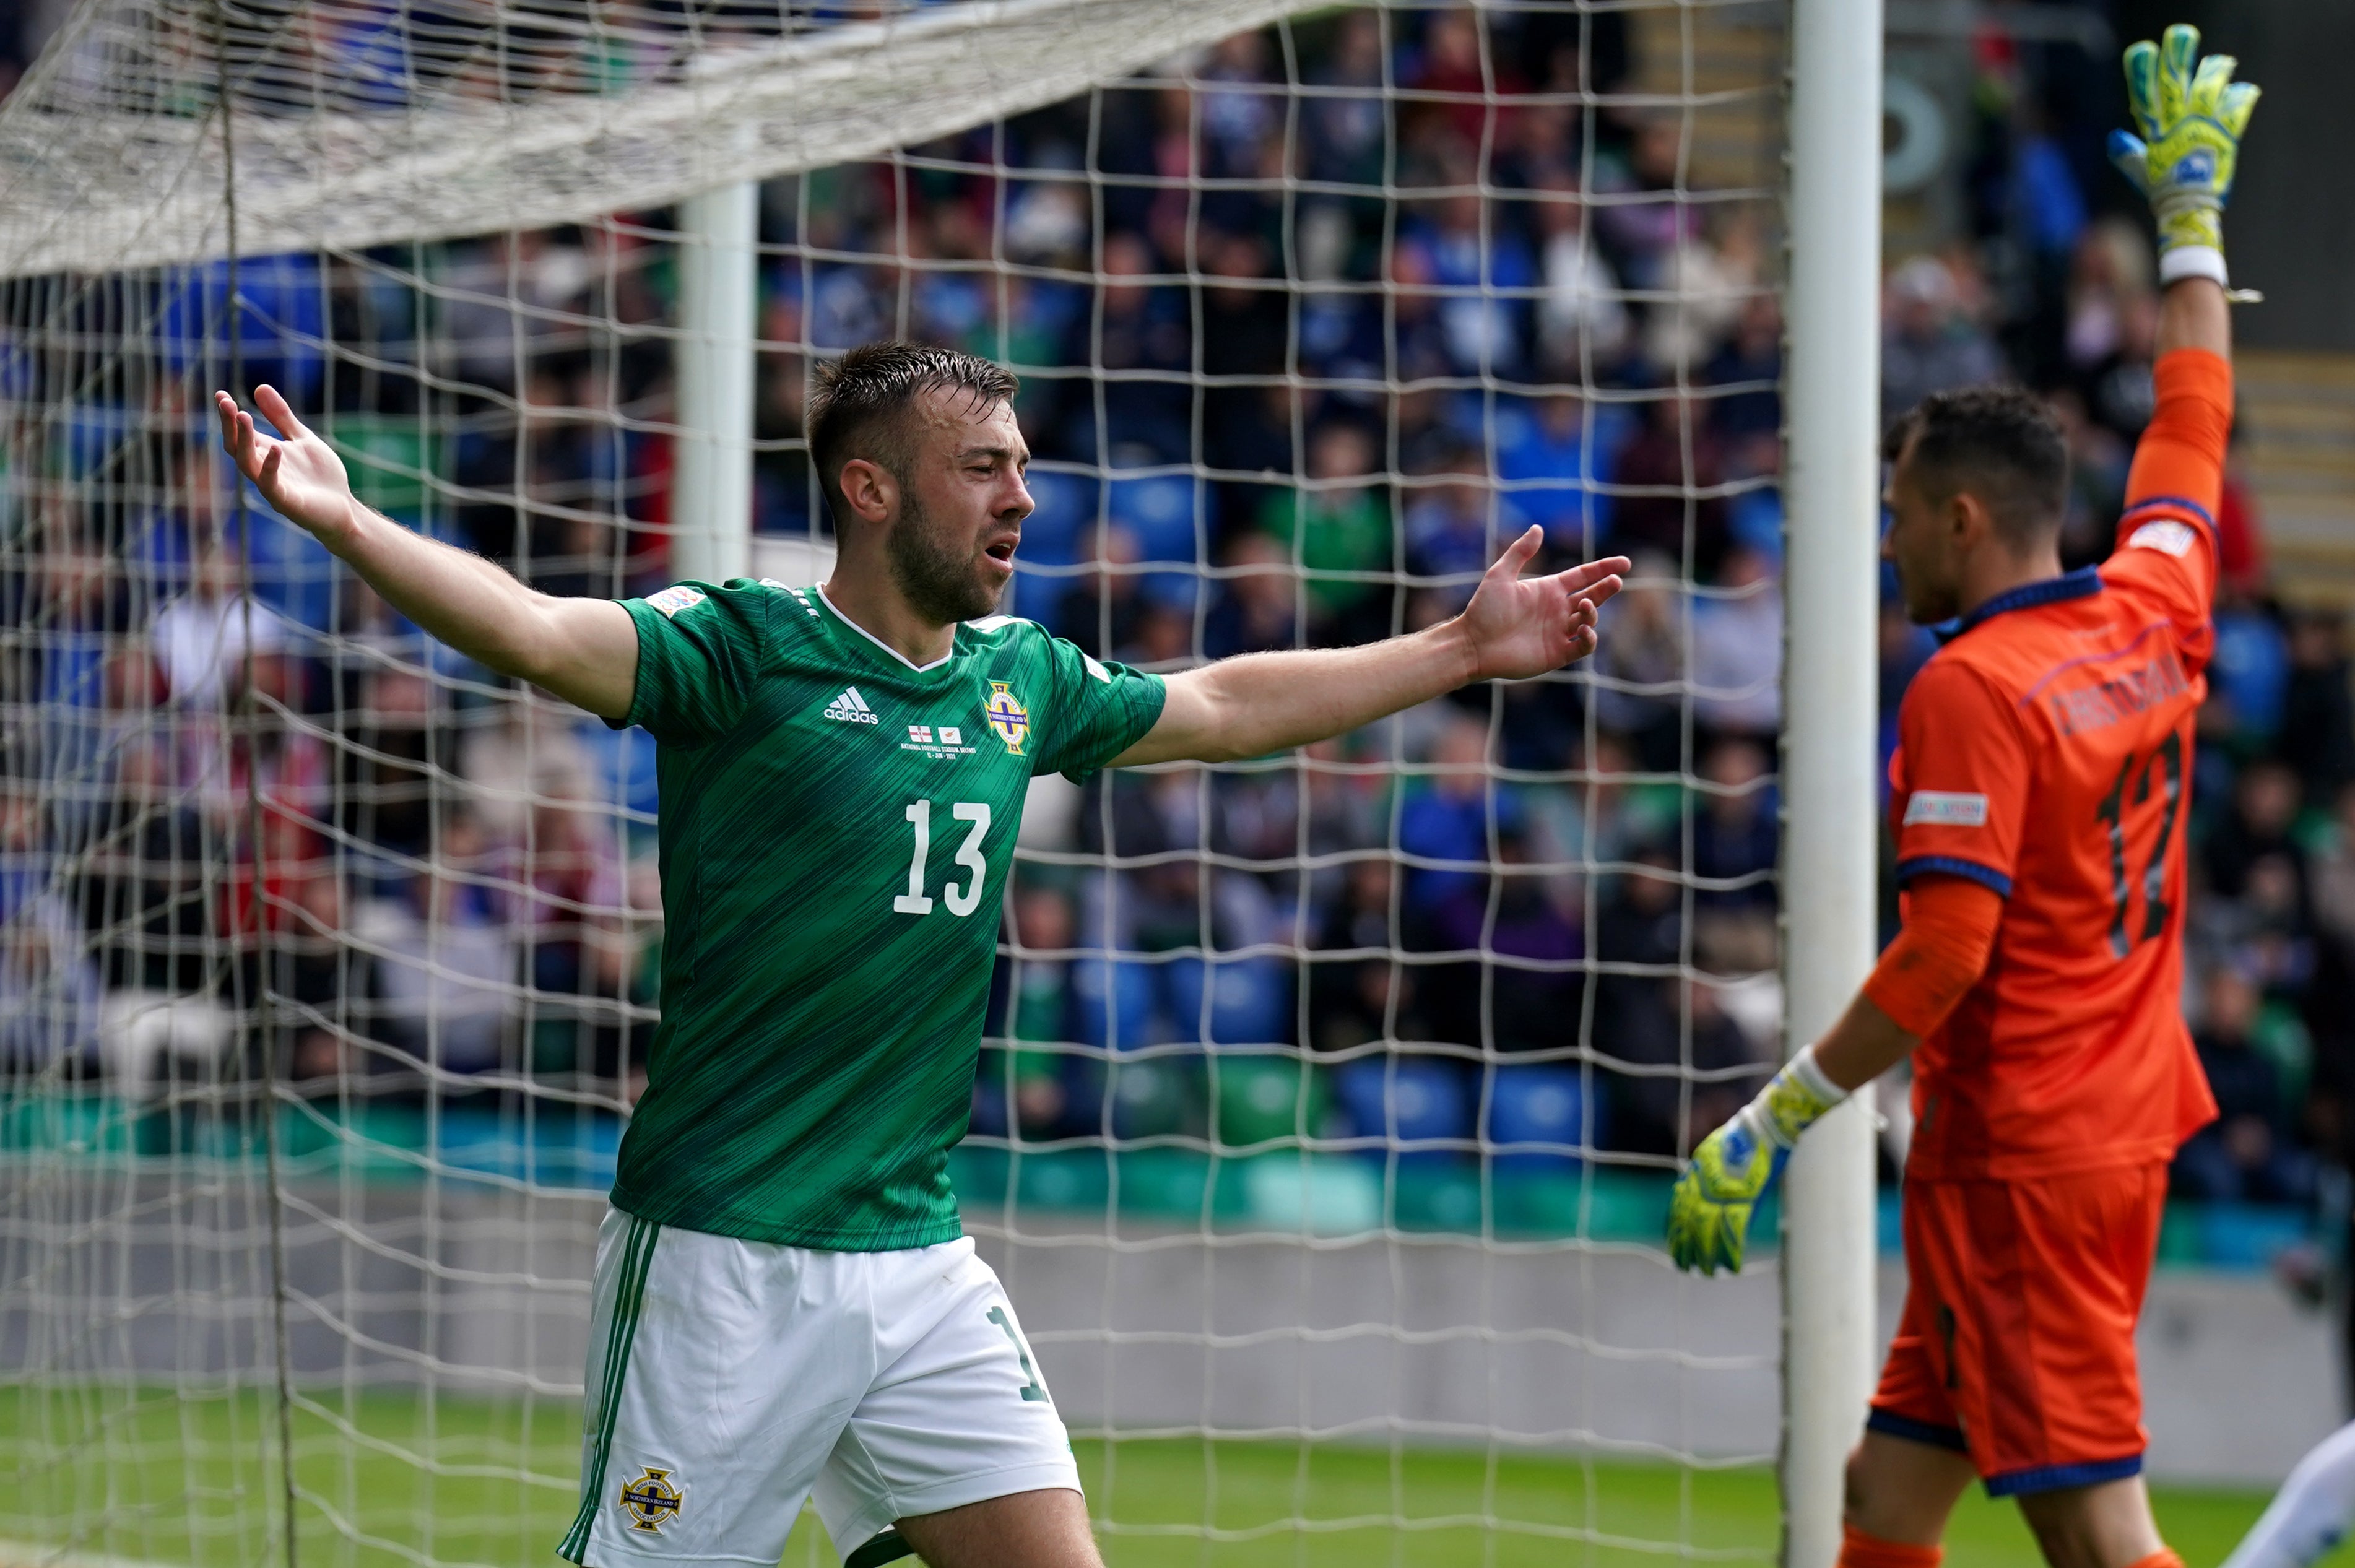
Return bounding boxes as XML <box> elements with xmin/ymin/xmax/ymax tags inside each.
<box><xmin>1111</xmin><ymin>529</ymin><xmax>1629</xmax><ymax>767</ymax></box>
<box><xmin>215</xmin><ymin>385</ymin><xmax>640</xmax><ymax>721</ymax></box>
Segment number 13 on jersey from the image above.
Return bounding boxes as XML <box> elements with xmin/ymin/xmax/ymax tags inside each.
<box><xmin>895</xmin><ymin>799</ymin><xmax>992</xmax><ymax>917</ymax></box>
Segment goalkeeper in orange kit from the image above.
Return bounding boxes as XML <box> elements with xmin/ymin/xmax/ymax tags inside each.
<box><xmin>1665</xmin><ymin>25</ymin><xmax>2257</xmax><ymax>1568</ymax></box>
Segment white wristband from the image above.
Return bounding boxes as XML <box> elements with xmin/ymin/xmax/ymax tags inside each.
<box><xmin>1785</xmin><ymin>1042</ymin><xmax>1845</xmax><ymax>1106</ymax></box>
<box><xmin>1742</xmin><ymin>1042</ymin><xmax>1850</xmax><ymax>1150</ymax></box>
<box><xmin>2158</xmin><ymin>245</ymin><xmax>2228</xmax><ymax>288</ymax></box>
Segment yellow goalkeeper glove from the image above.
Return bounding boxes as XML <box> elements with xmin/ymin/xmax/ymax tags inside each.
<box><xmin>1667</xmin><ymin>1046</ymin><xmax>1845</xmax><ymax>1276</ymax></box>
<box><xmin>2107</xmin><ymin>23</ymin><xmax>2260</xmax><ymax>289</ymax></box>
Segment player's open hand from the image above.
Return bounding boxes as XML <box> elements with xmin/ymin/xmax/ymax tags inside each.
<box><xmin>215</xmin><ymin>384</ymin><xmax>360</xmax><ymax>546</ymax></box>
<box><xmin>1455</xmin><ymin>528</ymin><xmax>1629</xmax><ymax>682</ymax></box>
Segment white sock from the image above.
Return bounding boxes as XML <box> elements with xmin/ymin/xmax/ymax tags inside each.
<box><xmin>2224</xmin><ymin>1421</ymin><xmax>2355</xmax><ymax>1568</ymax></box>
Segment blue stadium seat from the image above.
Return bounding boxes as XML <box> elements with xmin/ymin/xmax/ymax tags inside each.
<box><xmin>157</xmin><ymin>254</ymin><xmax>327</xmax><ymax>403</ymax></box>
<box><xmin>1107</xmin><ymin>1055</ymin><xmax>1193</xmax><ymax>1140</ymax></box>
<box><xmin>1017</xmin><ymin>468</ymin><xmax>1094</xmax><ymax>567</ymax></box>
<box><xmin>1333</xmin><ymin>1055</ymin><xmax>1472</xmax><ymax>1164</ymax></box>
<box><xmin>1070</xmin><ymin>956</ymin><xmax>1158</xmax><ymax>1052</ymax></box>
<box><xmin>1105</xmin><ymin>470</ymin><xmax>1201</xmax><ymax>564</ymax></box>
<box><xmin>1484</xmin><ymin>1063</ymin><xmax>1588</xmax><ymax>1175</ymax></box>
<box><xmin>1164</xmin><ymin>956</ymin><xmax>1291</xmax><ymax>1048</ymax></box>
<box><xmin>1006</xmin><ymin>468</ymin><xmax>1093</xmax><ymax>633</ymax></box>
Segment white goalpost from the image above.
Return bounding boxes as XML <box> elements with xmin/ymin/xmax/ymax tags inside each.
<box><xmin>0</xmin><ymin>1</ymin><xmax>1880</xmax><ymax>1564</ymax></box>
<box><xmin>1779</xmin><ymin>0</ymin><xmax>1884</xmax><ymax>1562</ymax></box>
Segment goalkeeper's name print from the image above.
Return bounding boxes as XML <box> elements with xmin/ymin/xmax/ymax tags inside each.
<box><xmin>2042</xmin><ymin>646</ymin><xmax>2192</xmax><ymax>739</ymax></box>
<box><xmin>1902</xmin><ymin>790</ymin><xmax>1989</xmax><ymax>828</ymax></box>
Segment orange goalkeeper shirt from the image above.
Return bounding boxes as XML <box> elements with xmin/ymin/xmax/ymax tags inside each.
<box><xmin>1888</xmin><ymin>349</ymin><xmax>2229</xmax><ymax>1180</ymax></box>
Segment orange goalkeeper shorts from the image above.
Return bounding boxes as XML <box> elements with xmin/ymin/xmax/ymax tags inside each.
<box><xmin>1867</xmin><ymin>1162</ymin><xmax>2167</xmax><ymax>1496</ymax></box>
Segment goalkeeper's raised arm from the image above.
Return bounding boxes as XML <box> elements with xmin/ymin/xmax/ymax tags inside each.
<box><xmin>213</xmin><ymin>384</ymin><xmax>640</xmax><ymax>719</ymax></box>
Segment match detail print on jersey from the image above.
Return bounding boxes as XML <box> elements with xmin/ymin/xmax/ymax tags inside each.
<box><xmin>602</xmin><ymin>579</ymin><xmax>1165</xmax><ymax>1249</ymax></box>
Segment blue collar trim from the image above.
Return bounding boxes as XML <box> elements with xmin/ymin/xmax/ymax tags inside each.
<box><xmin>1935</xmin><ymin>565</ymin><xmax>2104</xmax><ymax>644</ymax></box>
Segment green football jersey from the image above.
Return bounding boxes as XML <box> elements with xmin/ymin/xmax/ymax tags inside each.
<box><xmin>605</xmin><ymin>577</ymin><xmax>1166</xmax><ymax>1249</ymax></box>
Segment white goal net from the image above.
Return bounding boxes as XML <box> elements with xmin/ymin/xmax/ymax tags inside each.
<box><xmin>0</xmin><ymin>1</ymin><xmax>1795</xmax><ymax>1563</ymax></box>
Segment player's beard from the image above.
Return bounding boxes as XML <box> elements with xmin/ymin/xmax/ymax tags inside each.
<box><xmin>887</xmin><ymin>489</ymin><xmax>1001</xmax><ymax>626</ymax></box>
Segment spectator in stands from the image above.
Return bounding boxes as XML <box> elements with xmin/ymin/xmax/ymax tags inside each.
<box><xmin>1404</xmin><ymin>447</ymin><xmax>1526</xmax><ymax>609</ymax></box>
<box><xmin>1202</xmin><ymin>532</ymin><xmax>1298</xmax><ymax>662</ymax></box>
<box><xmin>2310</xmin><ymin>781</ymin><xmax>2355</xmax><ymax>958</ymax></box>
<box><xmin>1693</xmin><ymin>737</ymin><xmax>1776</xmax><ymax>913</ymax></box>
<box><xmin>1064</xmin><ymin>231</ymin><xmax>1190</xmax><ymax>464</ymax></box>
<box><xmin>1589</xmin><ymin>555</ymin><xmax>1685</xmax><ymax>772</ymax></box>
<box><xmin>282</xmin><ymin>873</ymin><xmax>378</xmax><ymax>1084</ymax></box>
<box><xmin>1879</xmin><ymin>254</ymin><xmax>2002</xmax><ymax>433</ymax></box>
<box><xmin>1533</xmin><ymin>176</ymin><xmax>1631</xmax><ymax>375</ymax></box>
<box><xmin>1310</xmin><ymin>857</ymin><xmax>1413</xmax><ymax>1054</ymax></box>
<box><xmin>1594</xmin><ymin>117</ymin><xmax>1704</xmax><ymax>292</ymax></box>
<box><xmin>337</xmin><ymin>667</ymin><xmax>449</xmax><ymax>864</ymax></box>
<box><xmin>1496</xmin><ymin>389</ymin><xmax>1615</xmax><ymax>549</ymax></box>
<box><xmin>372</xmin><ymin>813</ymin><xmax>516</xmax><ymax>1080</ymax></box>
<box><xmin>1301</xmin><ymin>737</ymin><xmax>1392</xmax><ymax>901</ymax></box>
<box><xmin>2283</xmin><ymin>611</ymin><xmax>2355</xmax><ymax>808</ymax></box>
<box><xmin>1420</xmin><ymin>823</ymin><xmax>1583</xmax><ymax>1052</ymax></box>
<box><xmin>2047</xmin><ymin>386</ymin><xmax>2131</xmax><ymax>570</ymax></box>
<box><xmin>150</xmin><ymin>540</ymin><xmax>290</xmax><ymax>711</ymax></box>
<box><xmin>1198</xmin><ymin>233</ymin><xmax>1291</xmax><ymax>493</ymax></box>
<box><xmin>0</xmin><ymin>897</ymin><xmax>100</xmax><ymax>1075</ymax></box>
<box><xmin>1409</xmin><ymin>185</ymin><xmax>1538</xmax><ymax>379</ymax></box>
<box><xmin>456</xmin><ymin>687</ymin><xmax>594</xmax><ymax>845</ymax></box>
<box><xmin>2207</xmin><ymin>760</ymin><xmax>2307</xmax><ymax>904</ymax></box>
<box><xmin>1051</xmin><ymin>522</ymin><xmax>1142</xmax><ymax>660</ymax></box>
<box><xmin>1399</xmin><ymin>716</ymin><xmax>1499</xmax><ymax>906</ymax></box>
<box><xmin>984</xmin><ymin>884</ymin><xmax>1080</xmax><ymax>1140</ymax></box>
<box><xmin>1259</xmin><ymin>422</ymin><xmax>1394</xmax><ymax>648</ymax></box>
<box><xmin>1704</xmin><ymin>293</ymin><xmax>1782</xmax><ymax>449</ymax></box>
<box><xmin>78</xmin><ymin>738</ymin><xmax>210</xmax><ymax>995</ymax></box>
<box><xmin>2208</xmin><ymin>591</ymin><xmax>2292</xmax><ymax>749</ymax></box>
<box><xmin>1603</xmin><ymin>974</ymin><xmax>1764</xmax><ymax>1158</ymax></box>
<box><xmin>2177</xmin><ymin>963</ymin><xmax>2317</xmax><ymax>1205</ymax></box>
<box><xmin>1303</xmin><ymin>10</ymin><xmax>1387</xmax><ymax>193</ymax></box>
<box><xmin>1402</xmin><ymin>7</ymin><xmax>1523</xmax><ymax>153</ymax></box>
<box><xmin>1608</xmin><ymin>393</ymin><xmax>1727</xmax><ymax>576</ymax></box>
<box><xmin>1689</xmin><ymin>546</ymin><xmax>1782</xmax><ymax>737</ymax></box>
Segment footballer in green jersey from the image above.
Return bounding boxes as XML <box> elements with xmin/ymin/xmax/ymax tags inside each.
<box><xmin>217</xmin><ymin>343</ymin><xmax>1628</xmax><ymax>1568</ymax></box>
<box><xmin>608</xmin><ymin>577</ymin><xmax>1164</xmax><ymax>1249</ymax></box>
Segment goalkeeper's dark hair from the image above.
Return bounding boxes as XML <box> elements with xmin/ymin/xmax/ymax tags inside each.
<box><xmin>807</xmin><ymin>342</ymin><xmax>1020</xmax><ymax>529</ymax></box>
<box><xmin>1884</xmin><ymin>384</ymin><xmax>2069</xmax><ymax>547</ymax></box>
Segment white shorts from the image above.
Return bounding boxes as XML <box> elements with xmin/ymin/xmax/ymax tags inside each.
<box><xmin>557</xmin><ymin>1209</ymin><xmax>1079</xmax><ymax>1567</ymax></box>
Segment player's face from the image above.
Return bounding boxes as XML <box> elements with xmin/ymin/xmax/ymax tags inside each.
<box><xmin>889</xmin><ymin>390</ymin><xmax>1034</xmax><ymax>626</ymax></box>
<box><xmin>1882</xmin><ymin>449</ymin><xmax>1963</xmax><ymax>626</ymax></box>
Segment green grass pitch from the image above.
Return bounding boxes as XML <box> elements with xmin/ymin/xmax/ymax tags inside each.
<box><xmin>0</xmin><ymin>1385</ymin><xmax>2317</xmax><ymax>1567</ymax></box>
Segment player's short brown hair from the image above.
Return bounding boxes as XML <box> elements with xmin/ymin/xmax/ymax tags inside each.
<box><xmin>807</xmin><ymin>342</ymin><xmax>1019</xmax><ymax>530</ymax></box>
<box><xmin>1884</xmin><ymin>385</ymin><xmax>2069</xmax><ymax>546</ymax></box>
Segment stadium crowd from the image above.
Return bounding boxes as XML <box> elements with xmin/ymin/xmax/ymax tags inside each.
<box><xmin>4</xmin><ymin>6</ymin><xmax>2353</xmax><ymax>1219</ymax></box>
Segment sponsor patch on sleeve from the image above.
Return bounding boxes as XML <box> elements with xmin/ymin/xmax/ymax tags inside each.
<box><xmin>645</xmin><ymin>584</ymin><xmax>708</xmax><ymax>618</ymax></box>
<box><xmin>2126</xmin><ymin>519</ymin><xmax>2197</xmax><ymax>558</ymax></box>
<box><xmin>1902</xmin><ymin>790</ymin><xmax>1989</xmax><ymax>828</ymax></box>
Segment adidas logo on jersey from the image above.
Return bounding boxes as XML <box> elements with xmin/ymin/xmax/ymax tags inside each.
<box><xmin>822</xmin><ymin>687</ymin><xmax>880</xmax><ymax>724</ymax></box>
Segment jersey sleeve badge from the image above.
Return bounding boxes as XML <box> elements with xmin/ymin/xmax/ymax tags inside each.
<box><xmin>645</xmin><ymin>584</ymin><xmax>708</xmax><ymax>618</ymax></box>
<box><xmin>984</xmin><ymin>682</ymin><xmax>1030</xmax><ymax>755</ymax></box>
<box><xmin>2125</xmin><ymin>519</ymin><xmax>2198</xmax><ymax>557</ymax></box>
<box><xmin>1902</xmin><ymin>790</ymin><xmax>1990</xmax><ymax>827</ymax></box>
